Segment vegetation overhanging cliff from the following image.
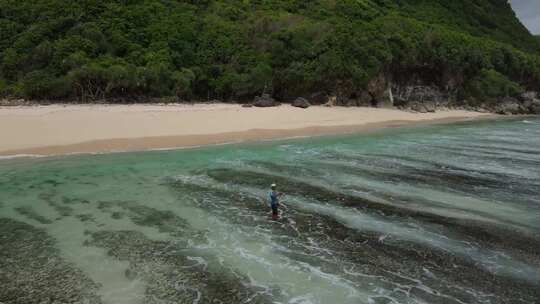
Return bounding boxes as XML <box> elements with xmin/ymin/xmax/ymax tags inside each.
<box><xmin>1</xmin><ymin>0</ymin><xmax>539</xmax><ymax>112</ymax></box>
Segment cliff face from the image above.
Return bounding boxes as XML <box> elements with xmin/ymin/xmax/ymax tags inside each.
<box><xmin>0</xmin><ymin>0</ymin><xmax>539</xmax><ymax>113</ymax></box>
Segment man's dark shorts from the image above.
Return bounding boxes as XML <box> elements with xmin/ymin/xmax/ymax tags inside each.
<box><xmin>271</xmin><ymin>204</ymin><xmax>278</xmax><ymax>216</ymax></box>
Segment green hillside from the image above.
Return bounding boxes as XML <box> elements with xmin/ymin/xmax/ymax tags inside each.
<box><xmin>0</xmin><ymin>0</ymin><xmax>539</xmax><ymax>102</ymax></box>
<box><xmin>395</xmin><ymin>0</ymin><xmax>539</xmax><ymax>51</ymax></box>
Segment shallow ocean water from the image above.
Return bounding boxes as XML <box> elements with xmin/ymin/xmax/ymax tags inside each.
<box><xmin>1</xmin><ymin>117</ymin><xmax>539</xmax><ymax>304</ymax></box>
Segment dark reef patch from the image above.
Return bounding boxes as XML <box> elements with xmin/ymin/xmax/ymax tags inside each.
<box><xmin>0</xmin><ymin>218</ymin><xmax>103</xmax><ymax>304</ymax></box>
<box><xmin>202</xmin><ymin>167</ymin><xmax>540</xmax><ymax>257</ymax></box>
<box><xmin>39</xmin><ymin>192</ymin><xmax>73</xmax><ymax>217</ymax></box>
<box><xmin>119</xmin><ymin>203</ymin><xmax>190</xmax><ymax>235</ymax></box>
<box><xmin>76</xmin><ymin>213</ymin><xmax>96</xmax><ymax>222</ymax></box>
<box><xmin>320</xmin><ymin>152</ymin><xmax>540</xmax><ymax>200</ymax></box>
<box><xmin>63</xmin><ymin>197</ymin><xmax>91</xmax><ymax>205</ymax></box>
<box><xmin>111</xmin><ymin>211</ymin><xmax>124</xmax><ymax>219</ymax></box>
<box><xmin>96</xmin><ymin>200</ymin><xmax>192</xmax><ymax>237</ymax></box>
<box><xmin>14</xmin><ymin>206</ymin><xmax>53</xmax><ymax>224</ymax></box>
<box><xmin>88</xmin><ymin>230</ymin><xmax>276</xmax><ymax>304</ymax></box>
<box><xmin>172</xmin><ymin>175</ymin><xmax>540</xmax><ymax>304</ymax></box>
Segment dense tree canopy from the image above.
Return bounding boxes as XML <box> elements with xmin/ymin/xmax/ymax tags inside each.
<box><xmin>0</xmin><ymin>0</ymin><xmax>539</xmax><ymax>102</ymax></box>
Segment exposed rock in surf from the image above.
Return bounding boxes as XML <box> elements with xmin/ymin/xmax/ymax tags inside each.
<box><xmin>292</xmin><ymin>97</ymin><xmax>310</xmax><ymax>109</ymax></box>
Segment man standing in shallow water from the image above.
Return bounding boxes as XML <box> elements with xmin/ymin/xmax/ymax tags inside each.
<box><xmin>268</xmin><ymin>183</ymin><xmax>283</xmax><ymax>220</ymax></box>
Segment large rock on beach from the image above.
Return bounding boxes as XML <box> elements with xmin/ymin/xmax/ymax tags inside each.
<box><xmin>495</xmin><ymin>97</ymin><xmax>522</xmax><ymax>115</ymax></box>
<box><xmin>520</xmin><ymin>91</ymin><xmax>538</xmax><ymax>101</ymax></box>
<box><xmin>253</xmin><ymin>94</ymin><xmax>279</xmax><ymax>107</ymax></box>
<box><xmin>292</xmin><ymin>97</ymin><xmax>310</xmax><ymax>109</ymax></box>
<box><xmin>309</xmin><ymin>92</ymin><xmax>329</xmax><ymax>105</ymax></box>
<box><xmin>529</xmin><ymin>100</ymin><xmax>540</xmax><ymax>114</ymax></box>
<box><xmin>410</xmin><ymin>102</ymin><xmax>428</xmax><ymax>113</ymax></box>
<box><xmin>518</xmin><ymin>91</ymin><xmax>540</xmax><ymax>114</ymax></box>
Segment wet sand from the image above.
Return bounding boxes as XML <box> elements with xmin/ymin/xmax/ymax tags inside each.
<box><xmin>0</xmin><ymin>104</ymin><xmax>494</xmax><ymax>156</ymax></box>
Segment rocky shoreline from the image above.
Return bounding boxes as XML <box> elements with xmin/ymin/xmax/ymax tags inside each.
<box><xmin>2</xmin><ymin>88</ymin><xmax>539</xmax><ymax>116</ymax></box>
<box><xmin>266</xmin><ymin>81</ymin><xmax>540</xmax><ymax>115</ymax></box>
<box><xmin>0</xmin><ymin>90</ymin><xmax>540</xmax><ymax>115</ymax></box>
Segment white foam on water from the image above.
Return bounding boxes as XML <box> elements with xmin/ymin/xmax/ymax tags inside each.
<box><xmin>164</xmin><ymin>178</ymin><xmax>381</xmax><ymax>304</ymax></box>
<box><xmin>247</xmin><ymin>163</ymin><xmax>499</xmax><ymax>227</ymax></box>
<box><xmin>169</xmin><ymin>176</ymin><xmax>482</xmax><ymax>304</ymax></box>
<box><xmin>285</xmin><ymin>195</ymin><xmax>540</xmax><ymax>284</ymax></box>
<box><xmin>300</xmin><ymin>158</ymin><xmax>538</xmax><ymax>229</ymax></box>
<box><xmin>0</xmin><ymin>154</ymin><xmax>46</xmax><ymax>160</ymax></box>
<box><xmin>335</xmin><ymin>172</ymin><xmax>537</xmax><ymax>229</ymax></box>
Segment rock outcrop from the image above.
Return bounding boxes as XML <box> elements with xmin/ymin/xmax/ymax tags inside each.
<box><xmin>531</xmin><ymin>102</ymin><xmax>540</xmax><ymax>114</ymax></box>
<box><xmin>520</xmin><ymin>91</ymin><xmax>540</xmax><ymax>114</ymax></box>
<box><xmin>392</xmin><ymin>85</ymin><xmax>453</xmax><ymax>112</ymax></box>
<box><xmin>253</xmin><ymin>94</ymin><xmax>279</xmax><ymax>107</ymax></box>
<box><xmin>356</xmin><ymin>91</ymin><xmax>374</xmax><ymax>107</ymax></box>
<box><xmin>309</xmin><ymin>92</ymin><xmax>329</xmax><ymax>105</ymax></box>
<box><xmin>292</xmin><ymin>97</ymin><xmax>310</xmax><ymax>109</ymax></box>
<box><xmin>494</xmin><ymin>97</ymin><xmax>522</xmax><ymax>115</ymax></box>
<box><xmin>483</xmin><ymin>94</ymin><xmax>540</xmax><ymax>115</ymax></box>
<box><xmin>376</xmin><ymin>88</ymin><xmax>394</xmax><ymax>108</ymax></box>
<box><xmin>367</xmin><ymin>74</ymin><xmax>394</xmax><ymax>108</ymax></box>
<box><xmin>301</xmin><ymin>83</ymin><xmax>540</xmax><ymax>115</ymax></box>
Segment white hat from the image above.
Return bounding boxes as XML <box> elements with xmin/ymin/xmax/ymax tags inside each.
<box><xmin>271</xmin><ymin>183</ymin><xmax>277</xmax><ymax>188</ymax></box>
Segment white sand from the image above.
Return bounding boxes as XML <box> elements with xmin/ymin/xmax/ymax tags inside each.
<box><xmin>0</xmin><ymin>104</ymin><xmax>493</xmax><ymax>156</ymax></box>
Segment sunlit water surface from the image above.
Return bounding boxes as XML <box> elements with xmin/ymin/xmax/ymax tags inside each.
<box><xmin>1</xmin><ymin>117</ymin><xmax>539</xmax><ymax>304</ymax></box>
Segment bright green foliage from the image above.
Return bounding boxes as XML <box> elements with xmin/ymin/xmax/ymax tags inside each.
<box><xmin>0</xmin><ymin>0</ymin><xmax>539</xmax><ymax>101</ymax></box>
<box><xmin>467</xmin><ymin>69</ymin><xmax>523</xmax><ymax>100</ymax></box>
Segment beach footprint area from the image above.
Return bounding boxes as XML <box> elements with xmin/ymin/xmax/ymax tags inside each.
<box><xmin>1</xmin><ymin>118</ymin><xmax>539</xmax><ymax>304</ymax></box>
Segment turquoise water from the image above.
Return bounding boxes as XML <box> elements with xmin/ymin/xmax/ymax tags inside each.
<box><xmin>1</xmin><ymin>118</ymin><xmax>539</xmax><ymax>304</ymax></box>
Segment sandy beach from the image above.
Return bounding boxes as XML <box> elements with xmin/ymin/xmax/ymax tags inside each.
<box><xmin>0</xmin><ymin>104</ymin><xmax>494</xmax><ymax>156</ymax></box>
